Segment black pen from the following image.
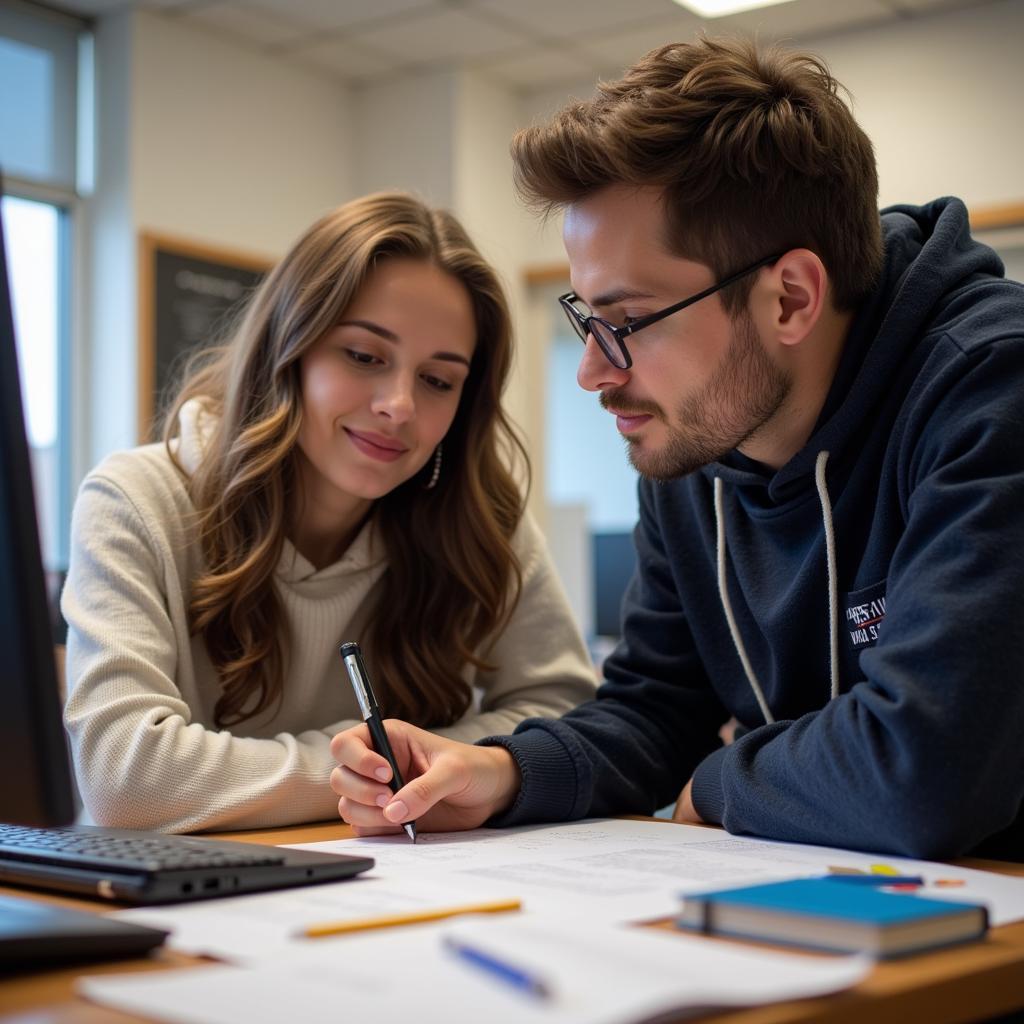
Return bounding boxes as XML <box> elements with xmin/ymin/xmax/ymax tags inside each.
<box><xmin>339</xmin><ymin>641</ymin><xmax>416</xmax><ymax>844</ymax></box>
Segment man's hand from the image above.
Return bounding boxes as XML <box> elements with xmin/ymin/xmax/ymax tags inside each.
<box><xmin>330</xmin><ymin>720</ymin><xmax>521</xmax><ymax>835</ymax></box>
<box><xmin>671</xmin><ymin>779</ymin><xmax>705</xmax><ymax>824</ymax></box>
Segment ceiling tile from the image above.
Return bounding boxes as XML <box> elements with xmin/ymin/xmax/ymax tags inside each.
<box><xmin>139</xmin><ymin>0</ymin><xmax>200</xmax><ymax>9</ymax></box>
<box><xmin>47</xmin><ymin>0</ymin><xmax>129</xmax><ymax>10</ymax></box>
<box><xmin>713</xmin><ymin>0</ymin><xmax>893</xmax><ymax>39</ymax></box>
<box><xmin>234</xmin><ymin>0</ymin><xmax>439</xmax><ymax>33</ymax></box>
<box><xmin>468</xmin><ymin>0</ymin><xmax>683</xmax><ymax>39</ymax></box>
<box><xmin>290</xmin><ymin>36</ymin><xmax>400</xmax><ymax>81</ymax></box>
<box><xmin>574</xmin><ymin>14</ymin><xmax>706</xmax><ymax>71</ymax></box>
<box><xmin>347</xmin><ymin>7</ymin><xmax>531</xmax><ymax>63</ymax></box>
<box><xmin>57</xmin><ymin>0</ymin><xmax>992</xmax><ymax>79</ymax></box>
<box><xmin>481</xmin><ymin>46</ymin><xmax>600</xmax><ymax>89</ymax></box>
<box><xmin>181</xmin><ymin>3</ymin><xmax>306</xmax><ymax>47</ymax></box>
<box><xmin>885</xmin><ymin>0</ymin><xmax>990</xmax><ymax>10</ymax></box>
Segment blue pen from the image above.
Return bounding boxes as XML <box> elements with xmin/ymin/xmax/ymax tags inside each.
<box><xmin>444</xmin><ymin>936</ymin><xmax>552</xmax><ymax>1000</ymax></box>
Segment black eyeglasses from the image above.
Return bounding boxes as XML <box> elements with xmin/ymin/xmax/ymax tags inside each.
<box><xmin>558</xmin><ymin>253</ymin><xmax>783</xmax><ymax>369</ymax></box>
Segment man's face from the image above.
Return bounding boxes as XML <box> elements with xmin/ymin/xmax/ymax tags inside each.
<box><xmin>563</xmin><ymin>185</ymin><xmax>791</xmax><ymax>480</ymax></box>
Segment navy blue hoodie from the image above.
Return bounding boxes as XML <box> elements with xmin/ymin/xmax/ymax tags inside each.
<box><xmin>484</xmin><ymin>197</ymin><xmax>1024</xmax><ymax>860</ymax></box>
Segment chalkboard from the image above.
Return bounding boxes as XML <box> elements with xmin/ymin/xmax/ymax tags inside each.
<box><xmin>138</xmin><ymin>233</ymin><xmax>273</xmax><ymax>440</ymax></box>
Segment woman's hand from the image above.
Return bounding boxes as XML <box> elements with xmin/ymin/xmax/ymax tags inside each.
<box><xmin>330</xmin><ymin>720</ymin><xmax>521</xmax><ymax>835</ymax></box>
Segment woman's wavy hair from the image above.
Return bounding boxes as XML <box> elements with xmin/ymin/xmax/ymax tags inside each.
<box><xmin>163</xmin><ymin>192</ymin><xmax>528</xmax><ymax>729</ymax></box>
<box><xmin>512</xmin><ymin>35</ymin><xmax>883</xmax><ymax>313</ymax></box>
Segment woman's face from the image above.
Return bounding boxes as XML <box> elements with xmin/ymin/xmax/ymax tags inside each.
<box><xmin>296</xmin><ymin>258</ymin><xmax>477</xmax><ymax>508</ymax></box>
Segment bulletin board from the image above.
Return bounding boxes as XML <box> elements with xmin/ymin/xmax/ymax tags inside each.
<box><xmin>137</xmin><ymin>232</ymin><xmax>273</xmax><ymax>441</ymax></box>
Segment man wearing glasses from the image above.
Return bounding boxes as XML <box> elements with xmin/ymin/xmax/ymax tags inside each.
<box><xmin>331</xmin><ymin>36</ymin><xmax>1024</xmax><ymax>860</ymax></box>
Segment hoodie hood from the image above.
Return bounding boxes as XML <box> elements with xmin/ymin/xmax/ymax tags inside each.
<box><xmin>707</xmin><ymin>197</ymin><xmax>1006</xmax><ymax>502</ymax></box>
<box><xmin>173</xmin><ymin>398</ymin><xmax>217</xmax><ymax>477</ymax></box>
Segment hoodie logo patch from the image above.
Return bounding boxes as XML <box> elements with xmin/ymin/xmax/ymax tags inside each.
<box><xmin>844</xmin><ymin>580</ymin><xmax>888</xmax><ymax>650</ymax></box>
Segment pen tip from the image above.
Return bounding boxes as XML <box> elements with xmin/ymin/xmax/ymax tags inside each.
<box><xmin>404</xmin><ymin>822</ymin><xmax>417</xmax><ymax>844</ymax></box>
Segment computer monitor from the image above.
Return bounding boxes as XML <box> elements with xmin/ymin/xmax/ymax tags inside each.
<box><xmin>592</xmin><ymin>530</ymin><xmax>638</xmax><ymax>638</ymax></box>
<box><xmin>0</xmin><ymin>176</ymin><xmax>76</xmax><ymax>828</ymax></box>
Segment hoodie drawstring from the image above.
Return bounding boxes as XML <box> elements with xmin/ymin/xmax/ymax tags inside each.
<box><xmin>714</xmin><ymin>476</ymin><xmax>774</xmax><ymax>725</ymax></box>
<box><xmin>714</xmin><ymin>450</ymin><xmax>838</xmax><ymax>725</ymax></box>
<box><xmin>814</xmin><ymin>451</ymin><xmax>840</xmax><ymax>701</ymax></box>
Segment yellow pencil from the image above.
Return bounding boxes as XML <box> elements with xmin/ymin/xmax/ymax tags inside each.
<box><xmin>299</xmin><ymin>898</ymin><xmax>522</xmax><ymax>938</ymax></box>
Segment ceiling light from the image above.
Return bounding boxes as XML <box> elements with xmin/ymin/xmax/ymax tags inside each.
<box><xmin>672</xmin><ymin>0</ymin><xmax>798</xmax><ymax>17</ymax></box>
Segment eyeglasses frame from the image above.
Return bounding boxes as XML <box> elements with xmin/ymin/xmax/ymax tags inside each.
<box><xmin>558</xmin><ymin>252</ymin><xmax>784</xmax><ymax>370</ymax></box>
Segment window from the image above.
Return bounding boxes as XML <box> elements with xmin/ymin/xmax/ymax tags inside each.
<box><xmin>0</xmin><ymin>2</ymin><xmax>83</xmax><ymax>192</ymax></box>
<box><xmin>1</xmin><ymin>194</ymin><xmax>69</xmax><ymax>569</ymax></box>
<box><xmin>546</xmin><ymin>325</ymin><xmax>640</xmax><ymax>534</ymax></box>
<box><xmin>545</xmin><ymin>306</ymin><xmax>640</xmax><ymax>643</ymax></box>
<box><xmin>1</xmin><ymin>1</ymin><xmax>91</xmax><ymax>576</ymax></box>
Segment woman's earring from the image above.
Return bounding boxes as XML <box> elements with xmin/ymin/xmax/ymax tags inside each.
<box><xmin>425</xmin><ymin>443</ymin><xmax>442</xmax><ymax>490</ymax></box>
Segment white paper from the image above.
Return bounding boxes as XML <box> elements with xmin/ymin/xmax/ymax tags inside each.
<box><xmin>284</xmin><ymin>819</ymin><xmax>815</xmax><ymax>925</ymax></box>
<box><xmin>80</xmin><ymin>917</ymin><xmax>872</xmax><ymax>1024</ymax></box>
<box><xmin>116</xmin><ymin>818</ymin><xmax>1024</xmax><ymax>966</ymax></box>
<box><xmin>289</xmin><ymin>818</ymin><xmax>1024</xmax><ymax>927</ymax></box>
<box><xmin>113</xmin><ymin>872</ymin><xmax>522</xmax><ymax>961</ymax></box>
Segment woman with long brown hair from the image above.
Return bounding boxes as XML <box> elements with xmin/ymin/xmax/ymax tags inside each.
<box><xmin>62</xmin><ymin>193</ymin><xmax>596</xmax><ymax>833</ymax></box>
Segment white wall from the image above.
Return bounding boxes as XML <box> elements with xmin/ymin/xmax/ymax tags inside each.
<box><xmin>515</xmin><ymin>81</ymin><xmax>597</xmax><ymax>268</ymax></box>
<box><xmin>353</xmin><ymin>69</ymin><xmax>456</xmax><ymax>207</ymax></box>
<box><xmin>454</xmin><ymin>69</ymin><xmax>540</xmax><ymax>511</ymax></box>
<box><xmin>133</xmin><ymin>11</ymin><xmax>354</xmax><ymax>256</ymax></box>
<box><xmin>811</xmin><ymin>0</ymin><xmax>1024</xmax><ymax>210</ymax></box>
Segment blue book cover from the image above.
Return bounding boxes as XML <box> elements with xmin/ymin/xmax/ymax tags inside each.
<box><xmin>677</xmin><ymin>877</ymin><xmax>988</xmax><ymax>957</ymax></box>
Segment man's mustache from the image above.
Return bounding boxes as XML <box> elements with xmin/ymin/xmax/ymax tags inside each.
<box><xmin>599</xmin><ymin>388</ymin><xmax>663</xmax><ymax>419</ymax></box>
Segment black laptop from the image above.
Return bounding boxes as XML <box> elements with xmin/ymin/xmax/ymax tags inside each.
<box><xmin>0</xmin><ymin>824</ymin><xmax>374</xmax><ymax>907</ymax></box>
<box><xmin>0</xmin><ymin>179</ymin><xmax>372</xmax><ymax>965</ymax></box>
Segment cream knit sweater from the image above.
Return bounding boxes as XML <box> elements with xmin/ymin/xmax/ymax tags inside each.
<box><xmin>62</xmin><ymin>413</ymin><xmax>597</xmax><ymax>834</ymax></box>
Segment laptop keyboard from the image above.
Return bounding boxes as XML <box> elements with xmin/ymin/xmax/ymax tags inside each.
<box><xmin>0</xmin><ymin>824</ymin><xmax>286</xmax><ymax>874</ymax></box>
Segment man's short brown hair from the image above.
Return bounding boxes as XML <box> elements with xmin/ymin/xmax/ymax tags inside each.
<box><xmin>512</xmin><ymin>36</ymin><xmax>883</xmax><ymax>313</ymax></box>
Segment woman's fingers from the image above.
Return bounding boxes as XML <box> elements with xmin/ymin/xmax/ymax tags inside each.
<box><xmin>330</xmin><ymin>764</ymin><xmax>391</xmax><ymax>806</ymax></box>
<box><xmin>330</xmin><ymin>723</ymin><xmax>395</xmax><ymax>783</ymax></box>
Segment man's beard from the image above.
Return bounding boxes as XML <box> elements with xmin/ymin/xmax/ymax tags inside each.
<box><xmin>602</xmin><ymin>312</ymin><xmax>792</xmax><ymax>482</ymax></box>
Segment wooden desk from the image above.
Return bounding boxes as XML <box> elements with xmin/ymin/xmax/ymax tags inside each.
<box><xmin>3</xmin><ymin>821</ymin><xmax>1024</xmax><ymax>1024</ymax></box>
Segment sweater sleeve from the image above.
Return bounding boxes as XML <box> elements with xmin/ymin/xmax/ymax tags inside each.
<box><xmin>688</xmin><ymin>337</ymin><xmax>1024</xmax><ymax>859</ymax></box>
<box><xmin>480</xmin><ymin>485</ymin><xmax>730</xmax><ymax>825</ymax></box>
<box><xmin>62</xmin><ymin>473</ymin><xmax>340</xmax><ymax>834</ymax></box>
<box><xmin>436</xmin><ymin>512</ymin><xmax>598</xmax><ymax>743</ymax></box>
